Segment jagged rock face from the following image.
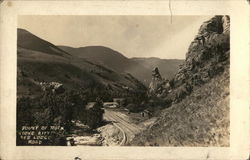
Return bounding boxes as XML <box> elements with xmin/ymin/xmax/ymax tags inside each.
<box><xmin>176</xmin><ymin>16</ymin><xmax>229</xmax><ymax>86</ymax></box>
<box><xmin>148</xmin><ymin>16</ymin><xmax>230</xmax><ymax>103</ymax></box>
<box><xmin>163</xmin><ymin>16</ymin><xmax>230</xmax><ymax>103</ymax></box>
<box><xmin>148</xmin><ymin>67</ymin><xmax>170</xmax><ymax>97</ymax></box>
<box><xmin>148</xmin><ymin>67</ymin><xmax>162</xmax><ymax>94</ymax></box>
<box><xmin>151</xmin><ymin>67</ymin><xmax>162</xmax><ymax>80</ymax></box>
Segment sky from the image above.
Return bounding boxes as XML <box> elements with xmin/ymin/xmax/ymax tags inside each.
<box><xmin>18</xmin><ymin>15</ymin><xmax>212</xmax><ymax>59</ymax></box>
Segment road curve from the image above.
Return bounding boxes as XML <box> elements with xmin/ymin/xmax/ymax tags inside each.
<box><xmin>104</xmin><ymin>109</ymin><xmax>142</xmax><ymax>145</ymax></box>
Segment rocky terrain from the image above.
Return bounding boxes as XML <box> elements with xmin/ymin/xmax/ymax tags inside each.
<box><xmin>131</xmin><ymin>15</ymin><xmax>230</xmax><ymax>146</ymax></box>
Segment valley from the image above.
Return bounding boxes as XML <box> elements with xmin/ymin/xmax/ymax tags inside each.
<box><xmin>16</xmin><ymin>15</ymin><xmax>230</xmax><ymax>146</ymax></box>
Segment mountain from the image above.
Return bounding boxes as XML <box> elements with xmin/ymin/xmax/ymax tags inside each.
<box><xmin>58</xmin><ymin>45</ymin><xmax>152</xmax><ymax>84</ymax></box>
<box><xmin>59</xmin><ymin>46</ymin><xmax>183</xmax><ymax>85</ymax></box>
<box><xmin>58</xmin><ymin>46</ymin><xmax>132</xmax><ymax>72</ymax></box>
<box><xmin>17</xmin><ymin>29</ymin><xmax>146</xmax><ymax>98</ymax></box>
<box><xmin>131</xmin><ymin>16</ymin><xmax>230</xmax><ymax>146</ymax></box>
<box><xmin>18</xmin><ymin>29</ymin><xmax>70</xmax><ymax>57</ymax></box>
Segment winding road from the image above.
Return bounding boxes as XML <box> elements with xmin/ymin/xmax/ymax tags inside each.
<box><xmin>104</xmin><ymin>109</ymin><xmax>142</xmax><ymax>145</ymax></box>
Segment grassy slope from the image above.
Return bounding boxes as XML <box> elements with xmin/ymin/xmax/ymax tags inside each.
<box><xmin>58</xmin><ymin>46</ymin><xmax>152</xmax><ymax>84</ymax></box>
<box><xmin>18</xmin><ymin>48</ymin><xmax>145</xmax><ymax>96</ymax></box>
<box><xmin>131</xmin><ymin>65</ymin><xmax>229</xmax><ymax>146</ymax></box>
<box><xmin>17</xmin><ymin>30</ymin><xmax>146</xmax><ymax>97</ymax></box>
<box><xmin>18</xmin><ymin>29</ymin><xmax>70</xmax><ymax>57</ymax></box>
<box><xmin>58</xmin><ymin>45</ymin><xmax>132</xmax><ymax>72</ymax></box>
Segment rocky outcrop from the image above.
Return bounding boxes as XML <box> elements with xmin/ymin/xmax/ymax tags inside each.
<box><xmin>148</xmin><ymin>67</ymin><xmax>162</xmax><ymax>94</ymax></box>
<box><xmin>148</xmin><ymin>67</ymin><xmax>171</xmax><ymax>97</ymax></box>
<box><xmin>161</xmin><ymin>16</ymin><xmax>230</xmax><ymax>104</ymax></box>
<box><xmin>39</xmin><ymin>82</ymin><xmax>65</xmax><ymax>94</ymax></box>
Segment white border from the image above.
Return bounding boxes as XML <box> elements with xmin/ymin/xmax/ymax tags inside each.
<box><xmin>0</xmin><ymin>1</ymin><xmax>249</xmax><ymax>160</ymax></box>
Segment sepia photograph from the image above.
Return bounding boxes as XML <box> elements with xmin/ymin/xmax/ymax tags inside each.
<box><xmin>0</xmin><ymin>0</ymin><xmax>249</xmax><ymax>159</ymax></box>
<box><xmin>16</xmin><ymin>15</ymin><xmax>230</xmax><ymax>147</ymax></box>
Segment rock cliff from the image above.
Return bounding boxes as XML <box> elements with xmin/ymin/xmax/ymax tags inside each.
<box><xmin>159</xmin><ymin>15</ymin><xmax>230</xmax><ymax>104</ymax></box>
<box><xmin>131</xmin><ymin>15</ymin><xmax>230</xmax><ymax>146</ymax></box>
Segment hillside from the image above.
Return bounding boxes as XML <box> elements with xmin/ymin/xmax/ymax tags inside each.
<box><xmin>58</xmin><ymin>46</ymin><xmax>133</xmax><ymax>72</ymax></box>
<box><xmin>17</xmin><ymin>29</ymin><xmax>146</xmax><ymax>99</ymax></box>
<box><xmin>59</xmin><ymin>46</ymin><xmax>182</xmax><ymax>85</ymax></box>
<box><xmin>131</xmin><ymin>15</ymin><xmax>230</xmax><ymax>146</ymax></box>
<box><xmin>18</xmin><ymin>29</ymin><xmax>70</xmax><ymax>57</ymax></box>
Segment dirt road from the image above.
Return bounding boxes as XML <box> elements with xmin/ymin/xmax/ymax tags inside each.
<box><xmin>104</xmin><ymin>109</ymin><xmax>142</xmax><ymax>145</ymax></box>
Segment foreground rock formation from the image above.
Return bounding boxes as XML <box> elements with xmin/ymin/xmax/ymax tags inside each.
<box><xmin>148</xmin><ymin>67</ymin><xmax>172</xmax><ymax>98</ymax></box>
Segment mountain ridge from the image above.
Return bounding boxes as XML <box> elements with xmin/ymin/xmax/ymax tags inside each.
<box><xmin>59</xmin><ymin>45</ymin><xmax>183</xmax><ymax>85</ymax></box>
